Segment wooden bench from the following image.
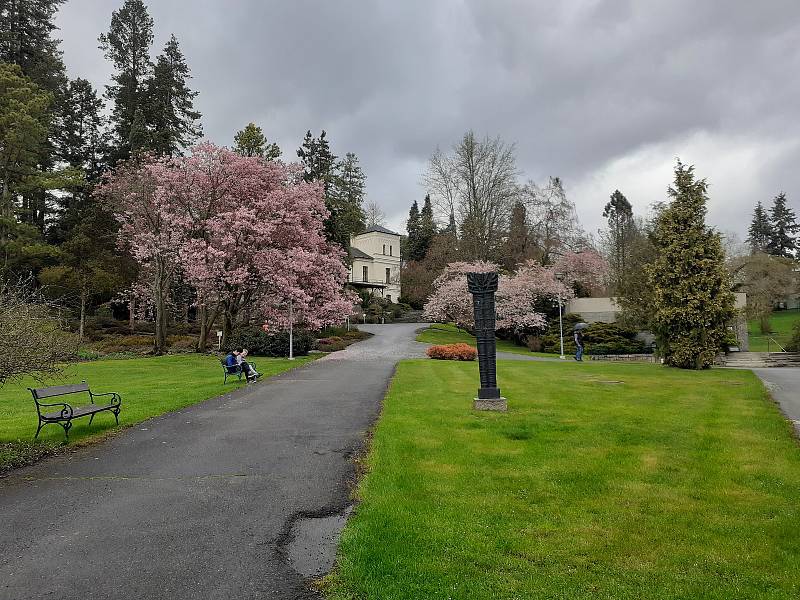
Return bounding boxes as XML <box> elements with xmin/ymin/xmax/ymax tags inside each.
<box><xmin>30</xmin><ymin>381</ymin><xmax>122</xmax><ymax>441</ymax></box>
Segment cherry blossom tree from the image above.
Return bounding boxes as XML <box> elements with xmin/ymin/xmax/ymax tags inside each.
<box><xmin>100</xmin><ymin>143</ymin><xmax>354</xmax><ymax>352</ymax></box>
<box><xmin>553</xmin><ymin>249</ymin><xmax>609</xmax><ymax>297</ymax></box>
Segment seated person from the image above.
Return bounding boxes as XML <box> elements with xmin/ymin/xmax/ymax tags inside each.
<box><xmin>224</xmin><ymin>349</ymin><xmax>241</xmax><ymax>373</ymax></box>
<box><xmin>238</xmin><ymin>348</ymin><xmax>260</xmax><ymax>381</ymax></box>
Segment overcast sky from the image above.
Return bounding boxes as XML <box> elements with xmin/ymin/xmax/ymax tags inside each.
<box><xmin>55</xmin><ymin>0</ymin><xmax>800</xmax><ymax>240</ymax></box>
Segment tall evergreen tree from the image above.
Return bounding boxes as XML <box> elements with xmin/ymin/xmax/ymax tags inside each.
<box><xmin>0</xmin><ymin>0</ymin><xmax>66</xmax><ymax>94</ymax></box>
<box><xmin>297</xmin><ymin>130</ymin><xmax>336</xmax><ymax>190</ymax></box>
<box><xmin>329</xmin><ymin>152</ymin><xmax>366</xmax><ymax>246</ymax></box>
<box><xmin>442</xmin><ymin>210</ymin><xmax>457</xmax><ymax>238</ymax></box>
<box><xmin>144</xmin><ymin>34</ymin><xmax>201</xmax><ymax>156</ymax></box>
<box><xmin>405</xmin><ymin>200</ymin><xmax>421</xmax><ymax>260</ymax></box>
<box><xmin>766</xmin><ymin>192</ymin><xmax>799</xmax><ymax>258</ymax></box>
<box><xmin>233</xmin><ymin>122</ymin><xmax>280</xmax><ymax>159</ymax></box>
<box><xmin>746</xmin><ymin>201</ymin><xmax>772</xmax><ymax>254</ymax></box>
<box><xmin>601</xmin><ymin>189</ymin><xmax>636</xmax><ymax>293</ymax></box>
<box><xmin>99</xmin><ymin>0</ymin><xmax>153</xmax><ymax>162</ymax></box>
<box><xmin>417</xmin><ymin>194</ymin><xmax>436</xmax><ymax>259</ymax></box>
<box><xmin>649</xmin><ymin>161</ymin><xmax>734</xmax><ymax>369</ymax></box>
<box><xmin>503</xmin><ymin>201</ymin><xmax>531</xmax><ymax>271</ymax></box>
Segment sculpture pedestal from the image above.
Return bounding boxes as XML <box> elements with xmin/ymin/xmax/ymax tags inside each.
<box><xmin>473</xmin><ymin>397</ymin><xmax>508</xmax><ymax>412</ymax></box>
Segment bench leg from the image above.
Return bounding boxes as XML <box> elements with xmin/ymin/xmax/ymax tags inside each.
<box><xmin>113</xmin><ymin>408</ymin><xmax>120</xmax><ymax>426</ymax></box>
<box><xmin>61</xmin><ymin>420</ymin><xmax>72</xmax><ymax>442</ymax></box>
<box><xmin>89</xmin><ymin>413</ymin><xmax>95</xmax><ymax>426</ymax></box>
<box><xmin>34</xmin><ymin>420</ymin><xmax>44</xmax><ymax>439</ymax></box>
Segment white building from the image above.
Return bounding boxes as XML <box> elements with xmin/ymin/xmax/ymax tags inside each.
<box><xmin>348</xmin><ymin>225</ymin><xmax>402</xmax><ymax>302</ymax></box>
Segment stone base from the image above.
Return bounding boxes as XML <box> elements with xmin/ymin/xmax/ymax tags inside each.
<box><xmin>473</xmin><ymin>397</ymin><xmax>508</xmax><ymax>412</ymax></box>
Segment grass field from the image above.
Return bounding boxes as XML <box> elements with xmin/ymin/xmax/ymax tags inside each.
<box><xmin>748</xmin><ymin>309</ymin><xmax>800</xmax><ymax>351</ymax></box>
<box><xmin>417</xmin><ymin>323</ymin><xmax>555</xmax><ymax>358</ymax></box>
<box><xmin>325</xmin><ymin>359</ymin><xmax>800</xmax><ymax>599</ymax></box>
<box><xmin>0</xmin><ymin>354</ymin><xmax>314</xmax><ymax>468</ymax></box>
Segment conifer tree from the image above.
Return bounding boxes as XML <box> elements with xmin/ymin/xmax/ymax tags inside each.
<box><xmin>649</xmin><ymin>161</ymin><xmax>734</xmax><ymax>369</ymax></box>
<box><xmin>233</xmin><ymin>123</ymin><xmax>280</xmax><ymax>159</ymax></box>
<box><xmin>503</xmin><ymin>201</ymin><xmax>531</xmax><ymax>270</ymax></box>
<box><xmin>746</xmin><ymin>201</ymin><xmax>772</xmax><ymax>254</ymax></box>
<box><xmin>330</xmin><ymin>152</ymin><xmax>366</xmax><ymax>245</ymax></box>
<box><xmin>144</xmin><ymin>35</ymin><xmax>202</xmax><ymax>156</ymax></box>
<box><xmin>99</xmin><ymin>0</ymin><xmax>153</xmax><ymax>162</ymax></box>
<box><xmin>405</xmin><ymin>200</ymin><xmax>421</xmax><ymax>260</ymax></box>
<box><xmin>601</xmin><ymin>189</ymin><xmax>636</xmax><ymax>292</ymax></box>
<box><xmin>417</xmin><ymin>194</ymin><xmax>436</xmax><ymax>259</ymax></box>
<box><xmin>766</xmin><ymin>192</ymin><xmax>799</xmax><ymax>258</ymax></box>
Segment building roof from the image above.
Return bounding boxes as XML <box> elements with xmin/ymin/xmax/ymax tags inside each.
<box><xmin>358</xmin><ymin>225</ymin><xmax>401</xmax><ymax>236</ymax></box>
<box><xmin>348</xmin><ymin>246</ymin><xmax>373</xmax><ymax>260</ymax></box>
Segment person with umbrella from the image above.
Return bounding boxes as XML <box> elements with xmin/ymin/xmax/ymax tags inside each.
<box><xmin>574</xmin><ymin>322</ymin><xmax>588</xmax><ymax>362</ymax></box>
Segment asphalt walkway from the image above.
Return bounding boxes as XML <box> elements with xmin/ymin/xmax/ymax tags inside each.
<box><xmin>752</xmin><ymin>368</ymin><xmax>800</xmax><ymax>436</ymax></box>
<box><xmin>0</xmin><ymin>324</ymin><xmax>427</xmax><ymax>600</ymax></box>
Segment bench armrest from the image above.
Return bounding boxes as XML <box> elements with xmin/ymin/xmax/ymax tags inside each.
<box><xmin>90</xmin><ymin>391</ymin><xmax>122</xmax><ymax>406</ymax></box>
<box><xmin>36</xmin><ymin>401</ymin><xmax>74</xmax><ymax>420</ymax></box>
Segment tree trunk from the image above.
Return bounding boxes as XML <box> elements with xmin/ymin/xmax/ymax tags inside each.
<box><xmin>759</xmin><ymin>312</ymin><xmax>772</xmax><ymax>335</ymax></box>
<box><xmin>129</xmin><ymin>297</ymin><xmax>136</xmax><ymax>332</ymax></box>
<box><xmin>153</xmin><ymin>266</ymin><xmax>168</xmax><ymax>355</ymax></box>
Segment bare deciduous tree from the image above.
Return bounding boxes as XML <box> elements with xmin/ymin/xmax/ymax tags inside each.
<box><xmin>0</xmin><ymin>278</ymin><xmax>78</xmax><ymax>386</ymax></box>
<box><xmin>364</xmin><ymin>200</ymin><xmax>387</xmax><ymax>228</ymax></box>
<box><xmin>424</xmin><ymin>131</ymin><xmax>518</xmax><ymax>260</ymax></box>
<box><xmin>521</xmin><ymin>176</ymin><xmax>587</xmax><ymax>265</ymax></box>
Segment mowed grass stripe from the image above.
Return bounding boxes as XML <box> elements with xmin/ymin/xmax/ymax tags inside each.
<box><xmin>324</xmin><ymin>359</ymin><xmax>800</xmax><ymax>600</ymax></box>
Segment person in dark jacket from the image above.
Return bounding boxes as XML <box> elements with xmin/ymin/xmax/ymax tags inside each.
<box><xmin>574</xmin><ymin>330</ymin><xmax>584</xmax><ymax>362</ymax></box>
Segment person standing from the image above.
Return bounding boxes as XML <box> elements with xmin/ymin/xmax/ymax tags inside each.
<box><xmin>574</xmin><ymin>330</ymin><xmax>584</xmax><ymax>362</ymax></box>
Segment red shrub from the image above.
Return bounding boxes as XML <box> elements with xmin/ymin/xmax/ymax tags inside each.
<box><xmin>426</xmin><ymin>343</ymin><xmax>478</xmax><ymax>361</ymax></box>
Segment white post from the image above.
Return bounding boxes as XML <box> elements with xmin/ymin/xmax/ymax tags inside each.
<box><xmin>216</xmin><ymin>330</ymin><xmax>223</xmax><ymax>351</ymax></box>
<box><xmin>288</xmin><ymin>298</ymin><xmax>294</xmax><ymax>361</ymax></box>
<box><xmin>558</xmin><ymin>294</ymin><xmax>565</xmax><ymax>360</ymax></box>
<box><xmin>346</xmin><ymin>316</ymin><xmax>350</xmax><ymax>331</ymax></box>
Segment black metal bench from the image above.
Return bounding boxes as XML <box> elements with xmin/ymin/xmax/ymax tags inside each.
<box><xmin>220</xmin><ymin>359</ymin><xmax>257</xmax><ymax>384</ymax></box>
<box><xmin>30</xmin><ymin>381</ymin><xmax>122</xmax><ymax>441</ymax></box>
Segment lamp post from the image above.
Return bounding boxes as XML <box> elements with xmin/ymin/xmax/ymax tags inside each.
<box><xmin>288</xmin><ymin>298</ymin><xmax>294</xmax><ymax>361</ymax></box>
<box><xmin>555</xmin><ymin>272</ymin><xmax>565</xmax><ymax>360</ymax></box>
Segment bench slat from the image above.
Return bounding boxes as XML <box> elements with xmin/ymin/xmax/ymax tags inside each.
<box><xmin>42</xmin><ymin>403</ymin><xmax>116</xmax><ymax>420</ymax></box>
<box><xmin>31</xmin><ymin>382</ymin><xmax>90</xmax><ymax>399</ymax></box>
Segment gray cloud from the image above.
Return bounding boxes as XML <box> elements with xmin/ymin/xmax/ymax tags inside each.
<box><xmin>56</xmin><ymin>0</ymin><xmax>800</xmax><ymax>237</ymax></box>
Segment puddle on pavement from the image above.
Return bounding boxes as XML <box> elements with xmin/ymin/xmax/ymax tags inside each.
<box><xmin>285</xmin><ymin>505</ymin><xmax>353</xmax><ymax>577</ymax></box>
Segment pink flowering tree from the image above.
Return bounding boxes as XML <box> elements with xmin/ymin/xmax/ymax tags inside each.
<box><xmin>553</xmin><ymin>249</ymin><xmax>609</xmax><ymax>297</ymax></box>
<box><xmin>98</xmin><ymin>158</ymin><xmax>185</xmax><ymax>354</ymax></box>
<box><xmin>424</xmin><ymin>260</ymin><xmax>573</xmax><ymax>336</ymax></box>
<box><xmin>101</xmin><ymin>143</ymin><xmax>354</xmax><ymax>352</ymax></box>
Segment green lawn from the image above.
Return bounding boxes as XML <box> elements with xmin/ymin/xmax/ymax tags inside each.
<box><xmin>748</xmin><ymin>309</ymin><xmax>800</xmax><ymax>351</ymax></box>
<box><xmin>417</xmin><ymin>323</ymin><xmax>555</xmax><ymax>358</ymax></box>
<box><xmin>0</xmin><ymin>354</ymin><xmax>314</xmax><ymax>447</ymax></box>
<box><xmin>325</xmin><ymin>359</ymin><xmax>800</xmax><ymax>599</ymax></box>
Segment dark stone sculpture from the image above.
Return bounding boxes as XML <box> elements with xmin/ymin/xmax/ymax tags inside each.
<box><xmin>467</xmin><ymin>272</ymin><xmax>507</xmax><ymax>411</ymax></box>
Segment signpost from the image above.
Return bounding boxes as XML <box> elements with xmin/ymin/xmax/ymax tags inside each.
<box><xmin>466</xmin><ymin>272</ymin><xmax>507</xmax><ymax>412</ymax></box>
<box><xmin>216</xmin><ymin>330</ymin><xmax>223</xmax><ymax>351</ymax></box>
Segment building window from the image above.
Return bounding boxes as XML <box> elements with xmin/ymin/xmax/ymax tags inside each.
<box><xmin>362</xmin><ymin>266</ymin><xmax>368</xmax><ymax>282</ymax></box>
<box><xmin>386</xmin><ymin>294</ymin><xmax>392</xmax><ymax>302</ymax></box>
<box><xmin>389</xmin><ymin>245</ymin><xmax>392</xmax><ymax>256</ymax></box>
<box><xmin>385</xmin><ymin>268</ymin><xmax>391</xmax><ymax>283</ymax></box>
<box><xmin>383</xmin><ymin>244</ymin><xmax>386</xmax><ymax>254</ymax></box>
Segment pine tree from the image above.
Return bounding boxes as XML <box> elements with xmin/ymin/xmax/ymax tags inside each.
<box><xmin>233</xmin><ymin>122</ymin><xmax>280</xmax><ymax>159</ymax></box>
<box><xmin>406</xmin><ymin>200</ymin><xmax>421</xmax><ymax>260</ymax></box>
<box><xmin>51</xmin><ymin>77</ymin><xmax>108</xmax><ymax>241</ymax></box>
<box><xmin>746</xmin><ymin>201</ymin><xmax>772</xmax><ymax>254</ymax></box>
<box><xmin>330</xmin><ymin>152</ymin><xmax>366</xmax><ymax>246</ymax></box>
<box><xmin>297</xmin><ymin>130</ymin><xmax>336</xmax><ymax>190</ymax></box>
<box><xmin>0</xmin><ymin>0</ymin><xmax>66</xmax><ymax>94</ymax></box>
<box><xmin>443</xmin><ymin>210</ymin><xmax>457</xmax><ymax>238</ymax></box>
<box><xmin>601</xmin><ymin>189</ymin><xmax>636</xmax><ymax>292</ymax></box>
<box><xmin>417</xmin><ymin>194</ymin><xmax>436</xmax><ymax>259</ymax></box>
<box><xmin>99</xmin><ymin>0</ymin><xmax>153</xmax><ymax>162</ymax></box>
<box><xmin>766</xmin><ymin>192</ymin><xmax>799</xmax><ymax>258</ymax></box>
<box><xmin>503</xmin><ymin>201</ymin><xmax>531</xmax><ymax>270</ymax></box>
<box><xmin>144</xmin><ymin>34</ymin><xmax>202</xmax><ymax>156</ymax></box>
<box><xmin>649</xmin><ymin>161</ymin><xmax>734</xmax><ymax>369</ymax></box>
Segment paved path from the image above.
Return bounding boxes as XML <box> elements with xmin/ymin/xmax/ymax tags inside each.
<box><xmin>0</xmin><ymin>324</ymin><xmax>427</xmax><ymax>600</ymax></box>
<box><xmin>752</xmin><ymin>368</ymin><xmax>800</xmax><ymax>436</ymax></box>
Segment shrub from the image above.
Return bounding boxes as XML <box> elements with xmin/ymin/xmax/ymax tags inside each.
<box><xmin>525</xmin><ymin>336</ymin><xmax>543</xmax><ymax>352</ymax></box>
<box><xmin>167</xmin><ymin>335</ymin><xmax>197</xmax><ymax>350</ymax></box>
<box><xmin>786</xmin><ymin>321</ymin><xmax>800</xmax><ymax>352</ymax></box>
<box><xmin>427</xmin><ymin>343</ymin><xmax>477</xmax><ymax>361</ymax></box>
<box><xmin>541</xmin><ymin>321</ymin><xmax>648</xmax><ymax>355</ymax></box>
<box><xmin>226</xmin><ymin>326</ymin><xmax>314</xmax><ymax>357</ymax></box>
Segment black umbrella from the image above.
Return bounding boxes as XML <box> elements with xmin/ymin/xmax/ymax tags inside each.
<box><xmin>574</xmin><ymin>322</ymin><xmax>589</xmax><ymax>331</ymax></box>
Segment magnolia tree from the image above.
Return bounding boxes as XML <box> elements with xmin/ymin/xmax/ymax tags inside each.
<box><xmin>100</xmin><ymin>143</ymin><xmax>353</xmax><ymax>353</ymax></box>
<box><xmin>425</xmin><ymin>251</ymin><xmax>608</xmax><ymax>335</ymax></box>
<box><xmin>423</xmin><ymin>260</ymin><xmax>574</xmax><ymax>335</ymax></box>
